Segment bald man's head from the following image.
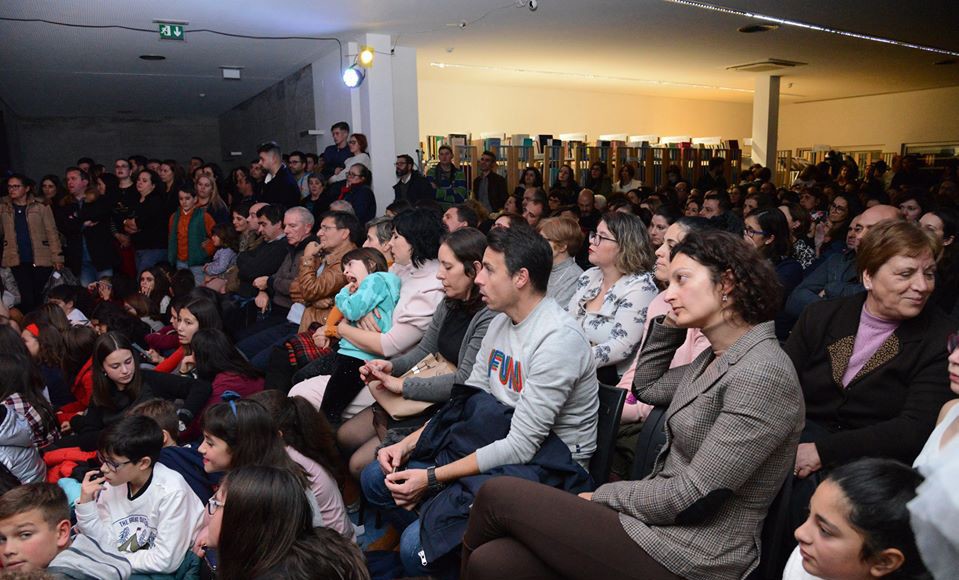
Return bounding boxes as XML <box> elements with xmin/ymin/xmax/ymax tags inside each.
<box><xmin>854</xmin><ymin>204</ymin><xmax>901</xmax><ymax>245</ymax></box>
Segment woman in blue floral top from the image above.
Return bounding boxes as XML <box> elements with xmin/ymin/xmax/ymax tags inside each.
<box><xmin>568</xmin><ymin>212</ymin><xmax>659</xmax><ymax>382</ymax></box>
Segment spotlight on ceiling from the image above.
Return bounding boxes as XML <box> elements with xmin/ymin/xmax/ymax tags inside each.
<box><xmin>358</xmin><ymin>46</ymin><xmax>375</xmax><ymax>68</ymax></box>
<box><xmin>139</xmin><ymin>54</ymin><xmax>166</xmax><ymax>61</ymax></box>
<box><xmin>342</xmin><ymin>65</ymin><xmax>365</xmax><ymax>88</ymax></box>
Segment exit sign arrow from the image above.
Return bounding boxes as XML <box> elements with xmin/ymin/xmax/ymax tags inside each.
<box><xmin>158</xmin><ymin>23</ymin><xmax>184</xmax><ymax>40</ymax></box>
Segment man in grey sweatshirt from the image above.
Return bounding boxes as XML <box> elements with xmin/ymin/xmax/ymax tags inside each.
<box><xmin>364</xmin><ymin>225</ymin><xmax>598</xmax><ymax>575</ymax></box>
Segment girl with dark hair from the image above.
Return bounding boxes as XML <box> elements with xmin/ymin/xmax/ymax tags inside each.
<box><xmin>648</xmin><ymin>205</ymin><xmax>681</xmax><ymax>249</ymax></box>
<box><xmin>898</xmin><ymin>189</ymin><xmax>933</xmax><ymax>222</ymax></box>
<box><xmin>0</xmin><ymin>352</ymin><xmax>59</xmax><ymax>447</ymax></box>
<box><xmin>779</xmin><ymin>203</ymin><xmax>816</xmax><ymax>269</ymax></box>
<box><xmin>551</xmin><ymin>164</ymin><xmax>580</xmax><ymax>196</ymax></box>
<box><xmin>250</xmin><ymin>391</ymin><xmax>353</xmax><ymax>538</ymax></box>
<box><xmin>744</xmin><ymin>209</ymin><xmax>804</xmax><ymax>340</ymax></box>
<box><xmin>585</xmin><ymin>162</ymin><xmax>612</xmax><ymax>197</ymax></box>
<box><xmin>89</xmin><ymin>301</ymin><xmax>151</xmax><ymax>348</ymax></box>
<box><xmin>184</xmin><ymin>328</ymin><xmax>263</xmax><ymax>432</ymax></box>
<box><xmin>744</xmin><ymin>210</ymin><xmax>804</xmax><ymax>296</ymax></box>
<box><xmin>513</xmin><ymin>166</ymin><xmax>544</xmax><ymax>197</ymax></box>
<box><xmin>139</xmin><ymin>266</ymin><xmax>171</xmax><ymax>316</ymax></box>
<box><xmin>39</xmin><ymin>174</ymin><xmax>67</xmax><ymax>206</ymax></box>
<box><xmin>462</xmin><ymin>229</ymin><xmax>802</xmax><ymax>580</ymax></box>
<box><xmin>20</xmin><ymin>321</ymin><xmax>71</xmax><ymax>410</ymax></box>
<box><xmin>337</xmin><ymin>227</ymin><xmax>495</xmax><ymax>478</ymax></box>
<box><xmin>204</xmin><ymin>465</ymin><xmax>369</xmax><ymax>580</ymax></box>
<box><xmin>816</xmin><ymin>193</ymin><xmax>862</xmax><ymax>259</ymax></box>
<box><xmin>65</xmin><ymin>332</ymin><xmax>154</xmax><ymax>449</ymax></box>
<box><xmin>786</xmin><ymin>458</ymin><xmax>928</xmax><ymax>580</ymax></box>
<box><xmin>922</xmin><ymin>207</ymin><xmax>959</xmax><ymax>316</ymax></box>
<box><xmin>335</xmin><ymin>162</ymin><xmax>376</xmax><ymax>224</ymax></box>
<box><xmin>193</xmin><ymin>398</ymin><xmax>325</xmax><ymax>562</ymax></box>
<box><xmin>148</xmin><ymin>296</ymin><xmax>222</xmax><ymax>374</ymax></box>
<box><xmin>55</xmin><ymin>325</ymin><xmax>98</xmax><ymax>423</ymax></box>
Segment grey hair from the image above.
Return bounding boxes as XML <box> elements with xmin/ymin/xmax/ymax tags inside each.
<box><xmin>329</xmin><ymin>200</ymin><xmax>355</xmax><ymax>215</ymax></box>
<box><xmin>285</xmin><ymin>206</ymin><xmax>315</xmax><ymax>227</ymax></box>
<box><xmin>366</xmin><ymin>216</ymin><xmax>394</xmax><ymax>244</ymax></box>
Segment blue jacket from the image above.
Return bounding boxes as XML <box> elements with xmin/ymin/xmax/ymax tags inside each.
<box><xmin>785</xmin><ymin>250</ymin><xmax>862</xmax><ymax>323</ymax></box>
<box><xmin>335</xmin><ymin>271</ymin><xmax>401</xmax><ymax>361</ymax></box>
<box><xmin>158</xmin><ymin>444</ymin><xmax>221</xmax><ymax>504</ymax></box>
<box><xmin>412</xmin><ymin>386</ymin><xmax>592</xmax><ymax>562</ymax></box>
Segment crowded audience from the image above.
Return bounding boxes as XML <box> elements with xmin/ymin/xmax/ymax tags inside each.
<box><xmin>0</xmin><ymin>135</ymin><xmax>956</xmax><ymax>580</ymax></box>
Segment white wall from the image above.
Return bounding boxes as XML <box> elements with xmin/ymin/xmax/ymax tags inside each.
<box><xmin>778</xmin><ymin>86</ymin><xmax>959</xmax><ymax>153</ymax></box>
<box><xmin>418</xmin><ymin>79</ymin><xmax>753</xmax><ymax>144</ymax></box>
<box><xmin>312</xmin><ymin>47</ymin><xmax>354</xmax><ymax>153</ymax></box>
<box><xmin>391</xmin><ymin>46</ymin><xmax>421</xmax><ymax>166</ymax></box>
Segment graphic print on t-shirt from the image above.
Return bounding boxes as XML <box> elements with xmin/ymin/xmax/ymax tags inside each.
<box><xmin>487</xmin><ymin>349</ymin><xmax>523</xmax><ymax>393</ymax></box>
<box><xmin>113</xmin><ymin>514</ymin><xmax>157</xmax><ymax>553</ymax></box>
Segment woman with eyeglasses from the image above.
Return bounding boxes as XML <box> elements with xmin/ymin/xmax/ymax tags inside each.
<box><xmin>334</xmin><ymin>163</ymin><xmax>377</xmax><ymax>225</ymax></box>
<box><xmin>203</xmin><ymin>465</ymin><xmax>369</xmax><ymax>580</ymax></box>
<box><xmin>329</xmin><ymin>133</ymin><xmax>371</xmax><ymax>185</ymax></box>
<box><xmin>743</xmin><ymin>209</ymin><xmax>803</xmax><ymax>340</ymax></box>
<box><xmin>815</xmin><ymin>193</ymin><xmax>862</xmax><ymax>261</ymax></box>
<box><xmin>0</xmin><ymin>173</ymin><xmax>65</xmax><ymax>313</ymax></box>
<box><xmin>567</xmin><ymin>212</ymin><xmax>659</xmax><ymax>384</ymax></box>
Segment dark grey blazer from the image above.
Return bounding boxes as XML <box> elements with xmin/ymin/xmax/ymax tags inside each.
<box><xmin>389</xmin><ymin>302</ymin><xmax>495</xmax><ymax>403</ymax></box>
<box><xmin>592</xmin><ymin>318</ymin><xmax>804</xmax><ymax>580</ymax></box>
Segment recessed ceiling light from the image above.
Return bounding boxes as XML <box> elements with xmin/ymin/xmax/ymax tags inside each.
<box><xmin>738</xmin><ymin>23</ymin><xmax>778</xmax><ymax>33</ymax></box>
<box><xmin>139</xmin><ymin>54</ymin><xmax>166</xmax><ymax>61</ymax></box>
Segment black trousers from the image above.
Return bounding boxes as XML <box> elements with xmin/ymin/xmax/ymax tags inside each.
<box><xmin>11</xmin><ymin>264</ymin><xmax>52</xmax><ymax>313</ymax></box>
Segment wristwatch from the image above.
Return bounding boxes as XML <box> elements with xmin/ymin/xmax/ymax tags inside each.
<box><xmin>426</xmin><ymin>466</ymin><xmax>446</xmax><ymax>492</ymax></box>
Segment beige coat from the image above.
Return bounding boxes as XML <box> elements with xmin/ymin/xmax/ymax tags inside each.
<box><xmin>0</xmin><ymin>199</ymin><xmax>64</xmax><ymax>268</ymax></box>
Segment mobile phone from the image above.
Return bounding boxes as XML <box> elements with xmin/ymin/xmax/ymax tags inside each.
<box><xmin>131</xmin><ymin>343</ymin><xmax>152</xmax><ymax>363</ymax></box>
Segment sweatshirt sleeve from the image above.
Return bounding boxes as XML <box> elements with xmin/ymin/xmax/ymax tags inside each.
<box><xmin>335</xmin><ymin>275</ymin><xmax>387</xmax><ymax>321</ymax></box>
<box><xmin>74</xmin><ymin>500</ymin><xmax>115</xmax><ymax>554</ymax></box>
<box><xmin>124</xmin><ymin>488</ymin><xmax>203</xmax><ymax>574</ymax></box>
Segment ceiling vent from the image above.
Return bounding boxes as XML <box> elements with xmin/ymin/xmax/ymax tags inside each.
<box><xmin>726</xmin><ymin>58</ymin><xmax>807</xmax><ymax>73</ymax></box>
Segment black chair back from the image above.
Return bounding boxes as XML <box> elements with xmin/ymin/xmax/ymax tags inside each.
<box><xmin>589</xmin><ymin>384</ymin><xmax>626</xmax><ymax>488</ymax></box>
<box><xmin>631</xmin><ymin>406</ymin><xmax>668</xmax><ymax>480</ymax></box>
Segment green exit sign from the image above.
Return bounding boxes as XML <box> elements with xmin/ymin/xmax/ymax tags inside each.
<box><xmin>158</xmin><ymin>23</ymin><xmax>184</xmax><ymax>40</ymax></box>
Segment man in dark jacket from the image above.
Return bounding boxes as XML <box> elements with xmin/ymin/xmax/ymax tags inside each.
<box><xmin>472</xmin><ymin>150</ymin><xmax>508</xmax><ymax>212</ymax></box>
<box><xmin>320</xmin><ymin>121</ymin><xmax>351</xmax><ymax>179</ymax></box>
<box><xmin>236</xmin><ymin>206</ymin><xmax>318</xmax><ymax>368</ymax></box>
<box><xmin>256</xmin><ymin>141</ymin><xmax>300</xmax><ymax>209</ymax></box>
<box><xmin>393</xmin><ymin>154</ymin><xmax>434</xmax><ymax>204</ymax></box>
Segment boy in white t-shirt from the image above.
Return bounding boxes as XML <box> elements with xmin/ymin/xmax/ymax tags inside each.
<box><xmin>75</xmin><ymin>415</ymin><xmax>203</xmax><ymax>575</ymax></box>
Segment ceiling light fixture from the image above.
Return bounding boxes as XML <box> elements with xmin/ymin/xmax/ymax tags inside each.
<box><xmin>663</xmin><ymin>0</ymin><xmax>959</xmax><ymax>58</ymax></box>
<box><xmin>357</xmin><ymin>46</ymin><xmax>375</xmax><ymax>68</ymax></box>
<box><xmin>139</xmin><ymin>54</ymin><xmax>166</xmax><ymax>61</ymax></box>
<box><xmin>738</xmin><ymin>23</ymin><xmax>778</xmax><ymax>34</ymax></box>
<box><xmin>428</xmin><ymin>62</ymin><xmax>764</xmax><ymax>94</ymax></box>
<box><xmin>342</xmin><ymin>65</ymin><xmax>365</xmax><ymax>88</ymax></box>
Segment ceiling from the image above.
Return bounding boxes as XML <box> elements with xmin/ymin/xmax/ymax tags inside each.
<box><xmin>1</xmin><ymin>0</ymin><xmax>957</xmax><ymax>118</ymax></box>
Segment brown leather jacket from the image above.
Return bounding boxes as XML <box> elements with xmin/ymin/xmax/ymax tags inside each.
<box><xmin>292</xmin><ymin>242</ymin><xmax>355</xmax><ymax>331</ymax></box>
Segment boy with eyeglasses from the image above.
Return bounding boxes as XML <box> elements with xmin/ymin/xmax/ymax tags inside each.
<box><xmin>75</xmin><ymin>415</ymin><xmax>203</xmax><ymax>575</ymax></box>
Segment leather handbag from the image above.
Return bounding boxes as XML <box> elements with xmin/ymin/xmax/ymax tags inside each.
<box><xmin>368</xmin><ymin>352</ymin><xmax>456</xmax><ymax>420</ymax></box>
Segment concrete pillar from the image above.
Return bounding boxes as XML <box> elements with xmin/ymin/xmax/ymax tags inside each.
<box><xmin>751</xmin><ymin>75</ymin><xmax>780</xmax><ymax>178</ymax></box>
<box><xmin>352</xmin><ymin>33</ymin><xmax>420</xmax><ymax>213</ymax></box>
<box><xmin>312</xmin><ymin>35</ymin><xmax>419</xmax><ymax>213</ymax></box>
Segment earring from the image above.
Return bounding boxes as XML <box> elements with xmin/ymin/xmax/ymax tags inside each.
<box><xmin>721</xmin><ymin>293</ymin><xmax>728</xmax><ymax>302</ymax></box>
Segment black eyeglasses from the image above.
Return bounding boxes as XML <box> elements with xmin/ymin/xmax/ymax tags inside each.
<box><xmin>744</xmin><ymin>227</ymin><xmax>769</xmax><ymax>237</ymax></box>
<box><xmin>589</xmin><ymin>232</ymin><xmax>617</xmax><ymax>245</ymax></box>
<box><xmin>207</xmin><ymin>497</ymin><xmax>226</xmax><ymax>516</ymax></box>
<box><xmin>97</xmin><ymin>453</ymin><xmax>133</xmax><ymax>472</ymax></box>
<box><xmin>829</xmin><ymin>203</ymin><xmax>848</xmax><ymax>212</ymax></box>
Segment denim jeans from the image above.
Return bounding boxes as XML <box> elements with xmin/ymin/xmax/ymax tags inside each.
<box><xmin>176</xmin><ymin>261</ymin><xmax>205</xmax><ymax>286</ymax></box>
<box><xmin>80</xmin><ymin>240</ymin><xmax>112</xmax><ymax>286</ymax></box>
<box><xmin>135</xmin><ymin>249</ymin><xmax>167</xmax><ymax>273</ymax></box>
<box><xmin>235</xmin><ymin>321</ymin><xmax>297</xmax><ymax>369</ymax></box>
<box><xmin>360</xmin><ymin>460</ymin><xmax>440</xmax><ymax>577</ymax></box>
